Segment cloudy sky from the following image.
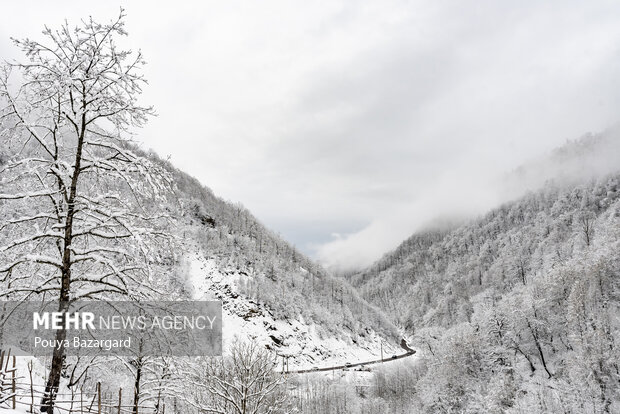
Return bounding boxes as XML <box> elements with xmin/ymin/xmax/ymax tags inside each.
<box><xmin>2</xmin><ymin>1</ymin><xmax>620</xmax><ymax>271</ymax></box>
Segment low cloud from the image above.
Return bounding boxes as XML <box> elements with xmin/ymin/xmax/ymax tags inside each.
<box><xmin>3</xmin><ymin>1</ymin><xmax>620</xmax><ymax>271</ymax></box>
<box><xmin>316</xmin><ymin>127</ymin><xmax>620</xmax><ymax>272</ymax></box>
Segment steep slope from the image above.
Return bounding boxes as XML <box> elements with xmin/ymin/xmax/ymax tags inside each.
<box><xmin>1</xmin><ymin>118</ymin><xmax>400</xmax><ymax>414</ymax></box>
<box><xmin>353</xmin><ymin>171</ymin><xmax>620</xmax><ymax>328</ymax></box>
<box><xmin>146</xmin><ymin>153</ymin><xmax>401</xmax><ymax>367</ymax></box>
<box><xmin>348</xmin><ymin>134</ymin><xmax>620</xmax><ymax>412</ymax></box>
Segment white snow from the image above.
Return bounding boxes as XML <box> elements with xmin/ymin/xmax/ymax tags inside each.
<box><xmin>183</xmin><ymin>251</ymin><xmax>400</xmax><ymax>370</ymax></box>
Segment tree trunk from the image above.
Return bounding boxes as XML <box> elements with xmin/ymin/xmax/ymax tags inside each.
<box><xmin>41</xmin><ymin>103</ymin><xmax>86</xmax><ymax>413</ymax></box>
<box><xmin>528</xmin><ymin>320</ymin><xmax>552</xmax><ymax>378</ymax></box>
<box><xmin>133</xmin><ymin>361</ymin><xmax>142</xmax><ymax>414</ymax></box>
<box><xmin>41</xmin><ymin>299</ymin><xmax>69</xmax><ymax>413</ymax></box>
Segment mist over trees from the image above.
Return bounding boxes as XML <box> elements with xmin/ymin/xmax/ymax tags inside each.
<box><xmin>349</xmin><ymin>169</ymin><xmax>620</xmax><ymax>413</ymax></box>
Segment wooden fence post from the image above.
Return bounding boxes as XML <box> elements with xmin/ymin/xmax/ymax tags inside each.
<box><xmin>117</xmin><ymin>387</ymin><xmax>122</xmax><ymax>414</ymax></box>
<box><xmin>11</xmin><ymin>355</ymin><xmax>16</xmax><ymax>409</ymax></box>
<box><xmin>97</xmin><ymin>382</ymin><xmax>102</xmax><ymax>414</ymax></box>
<box><xmin>0</xmin><ymin>350</ymin><xmax>4</xmax><ymax>401</ymax></box>
<box><xmin>28</xmin><ymin>360</ymin><xmax>34</xmax><ymax>413</ymax></box>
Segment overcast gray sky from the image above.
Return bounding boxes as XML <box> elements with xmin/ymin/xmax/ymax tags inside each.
<box><xmin>2</xmin><ymin>1</ymin><xmax>620</xmax><ymax>271</ymax></box>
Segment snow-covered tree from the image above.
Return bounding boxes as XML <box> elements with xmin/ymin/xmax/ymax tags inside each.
<box><xmin>0</xmin><ymin>10</ymin><xmax>173</xmax><ymax>413</ymax></box>
<box><xmin>189</xmin><ymin>341</ymin><xmax>285</xmax><ymax>414</ymax></box>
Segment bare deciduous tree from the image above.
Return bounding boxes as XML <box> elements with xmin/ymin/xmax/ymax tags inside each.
<box><xmin>0</xmin><ymin>10</ymin><xmax>173</xmax><ymax>413</ymax></box>
<box><xmin>579</xmin><ymin>211</ymin><xmax>595</xmax><ymax>247</ymax></box>
<box><xmin>188</xmin><ymin>341</ymin><xmax>286</xmax><ymax>414</ymax></box>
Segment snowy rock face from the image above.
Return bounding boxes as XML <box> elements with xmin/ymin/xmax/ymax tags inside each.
<box><xmin>147</xmin><ymin>166</ymin><xmax>403</xmax><ymax>369</ymax></box>
<box><xmin>184</xmin><ymin>252</ymin><xmax>398</xmax><ymax>369</ymax></box>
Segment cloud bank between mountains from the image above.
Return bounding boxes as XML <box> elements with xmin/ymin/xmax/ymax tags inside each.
<box><xmin>2</xmin><ymin>1</ymin><xmax>620</xmax><ymax>271</ymax></box>
<box><xmin>316</xmin><ymin>127</ymin><xmax>620</xmax><ymax>272</ymax></box>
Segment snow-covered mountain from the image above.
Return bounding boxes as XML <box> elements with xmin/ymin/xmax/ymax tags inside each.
<box><xmin>0</xmin><ymin>140</ymin><xmax>404</xmax><ymax>413</ymax></box>
<box><xmin>183</xmin><ymin>251</ymin><xmax>397</xmax><ymax>368</ymax></box>
<box><xmin>502</xmin><ymin>125</ymin><xmax>620</xmax><ymax>198</ymax></box>
<box><xmin>146</xmin><ymin>152</ymin><xmax>401</xmax><ymax>368</ymax></box>
<box><xmin>347</xmin><ymin>132</ymin><xmax>620</xmax><ymax>412</ymax></box>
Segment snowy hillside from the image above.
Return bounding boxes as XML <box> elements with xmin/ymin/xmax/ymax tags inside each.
<box><xmin>3</xmin><ymin>6</ymin><xmax>618</xmax><ymax>413</ymax></box>
<box><xmin>149</xmin><ymin>154</ymin><xmax>402</xmax><ymax>368</ymax></box>
<box><xmin>349</xmin><ymin>163</ymin><xmax>620</xmax><ymax>411</ymax></box>
<box><xmin>183</xmin><ymin>249</ymin><xmax>398</xmax><ymax>368</ymax></box>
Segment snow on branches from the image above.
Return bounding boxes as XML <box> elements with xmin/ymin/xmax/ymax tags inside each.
<box><xmin>0</xmin><ymin>11</ymin><xmax>177</xmax><ymax>412</ymax></box>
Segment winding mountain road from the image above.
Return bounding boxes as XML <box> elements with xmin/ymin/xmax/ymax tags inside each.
<box><xmin>289</xmin><ymin>349</ymin><xmax>416</xmax><ymax>374</ymax></box>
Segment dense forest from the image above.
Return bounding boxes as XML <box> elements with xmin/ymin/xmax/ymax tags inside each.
<box><xmin>348</xmin><ymin>142</ymin><xmax>620</xmax><ymax>412</ymax></box>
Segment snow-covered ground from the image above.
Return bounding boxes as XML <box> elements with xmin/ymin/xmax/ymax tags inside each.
<box><xmin>0</xmin><ymin>249</ymin><xmax>403</xmax><ymax>413</ymax></box>
<box><xmin>0</xmin><ymin>353</ymin><xmax>50</xmax><ymax>413</ymax></box>
<box><xmin>0</xmin><ymin>408</ymin><xmax>27</xmax><ymax>413</ymax></box>
<box><xmin>0</xmin><ymin>350</ymin><xmax>132</xmax><ymax>413</ymax></box>
<box><xmin>184</xmin><ymin>251</ymin><xmax>399</xmax><ymax>370</ymax></box>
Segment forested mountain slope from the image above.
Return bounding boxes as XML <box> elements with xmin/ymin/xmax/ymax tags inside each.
<box><xmin>0</xmin><ymin>130</ymin><xmax>398</xmax><ymax>366</ymax></box>
<box><xmin>164</xmin><ymin>158</ymin><xmax>400</xmax><ymax>364</ymax></box>
<box><xmin>349</xmin><ymin>134</ymin><xmax>620</xmax><ymax>412</ymax></box>
<box><xmin>0</xmin><ymin>121</ymin><xmax>400</xmax><ymax>413</ymax></box>
<box><xmin>0</xmin><ymin>14</ymin><xmax>399</xmax><ymax>410</ymax></box>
